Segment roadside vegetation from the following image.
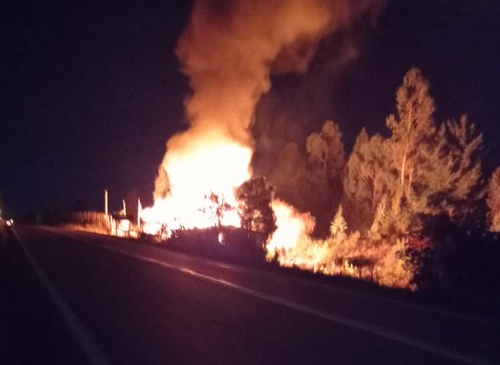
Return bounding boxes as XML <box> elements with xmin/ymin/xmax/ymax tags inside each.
<box><xmin>254</xmin><ymin>68</ymin><xmax>499</xmax><ymax>294</ymax></box>
<box><xmin>26</xmin><ymin>68</ymin><xmax>500</xmax><ymax>299</ymax></box>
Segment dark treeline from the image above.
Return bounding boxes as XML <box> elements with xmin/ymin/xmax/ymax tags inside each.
<box><xmin>257</xmin><ymin>68</ymin><xmax>500</xmax><ymax>295</ymax></box>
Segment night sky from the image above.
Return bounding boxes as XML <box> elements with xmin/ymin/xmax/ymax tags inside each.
<box><xmin>1</xmin><ymin>0</ymin><xmax>500</xmax><ymax>218</ymax></box>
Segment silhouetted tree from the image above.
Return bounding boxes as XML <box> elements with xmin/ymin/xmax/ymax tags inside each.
<box><xmin>268</xmin><ymin>142</ymin><xmax>308</xmax><ymax>209</ymax></box>
<box><xmin>306</xmin><ymin>120</ymin><xmax>345</xmax><ymax>177</ymax></box>
<box><xmin>304</xmin><ymin>120</ymin><xmax>346</xmax><ymax>236</ymax></box>
<box><xmin>343</xmin><ymin>132</ymin><xmax>395</xmax><ymax>232</ymax></box>
<box><xmin>487</xmin><ymin>167</ymin><xmax>500</xmax><ymax>232</ymax></box>
<box><xmin>369</xmin><ymin>197</ymin><xmax>388</xmax><ymax>239</ymax></box>
<box><xmin>235</xmin><ymin>177</ymin><xmax>277</xmax><ymax>241</ymax></box>
<box><xmin>345</xmin><ymin>69</ymin><xmax>484</xmax><ymax>235</ymax></box>
<box><xmin>386</xmin><ymin>68</ymin><xmax>436</xmax><ymax>219</ymax></box>
<box><xmin>269</xmin><ymin>121</ymin><xmax>346</xmax><ymax>237</ymax></box>
<box><xmin>204</xmin><ymin>192</ymin><xmax>233</xmax><ymax>228</ymax></box>
<box><xmin>329</xmin><ymin>205</ymin><xmax>347</xmax><ymax>240</ymax></box>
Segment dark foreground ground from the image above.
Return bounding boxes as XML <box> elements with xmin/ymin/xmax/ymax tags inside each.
<box><xmin>1</xmin><ymin>225</ymin><xmax>500</xmax><ymax>365</ymax></box>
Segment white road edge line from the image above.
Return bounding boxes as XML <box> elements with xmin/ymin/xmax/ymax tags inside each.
<box><xmin>11</xmin><ymin>228</ymin><xmax>110</xmax><ymax>365</ymax></box>
<box><xmin>53</xmin><ymin>230</ymin><xmax>496</xmax><ymax>365</ymax></box>
<box><xmin>53</xmin><ymin>227</ymin><xmax>500</xmax><ymax>330</ymax></box>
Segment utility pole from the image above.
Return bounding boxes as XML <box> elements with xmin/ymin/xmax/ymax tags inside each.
<box><xmin>137</xmin><ymin>198</ymin><xmax>142</xmax><ymax>230</ymax></box>
<box><xmin>104</xmin><ymin>189</ymin><xmax>108</xmax><ymax>216</ymax></box>
<box><xmin>122</xmin><ymin>199</ymin><xmax>127</xmax><ymax>216</ymax></box>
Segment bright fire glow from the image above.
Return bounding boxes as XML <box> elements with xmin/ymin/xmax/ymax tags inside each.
<box><xmin>140</xmin><ymin>133</ymin><xmax>317</xmax><ymax>261</ymax></box>
<box><xmin>138</xmin><ymin>130</ymin><xmax>413</xmax><ymax>288</ymax></box>
<box><xmin>141</xmin><ymin>136</ymin><xmax>252</xmax><ymax>236</ymax></box>
<box><xmin>140</xmin><ymin>132</ymin><xmax>318</xmax><ymax>261</ymax></box>
<box><xmin>265</xmin><ymin>200</ymin><xmax>328</xmax><ymax>272</ymax></box>
<box><xmin>140</xmin><ymin>131</ymin><xmax>328</xmax><ymax>277</ymax></box>
<box><xmin>267</xmin><ymin>200</ymin><xmax>315</xmax><ymax>254</ymax></box>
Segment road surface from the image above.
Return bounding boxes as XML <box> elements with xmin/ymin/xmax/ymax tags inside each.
<box><xmin>1</xmin><ymin>225</ymin><xmax>500</xmax><ymax>365</ymax></box>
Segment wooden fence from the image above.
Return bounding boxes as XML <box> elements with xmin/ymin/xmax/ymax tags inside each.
<box><xmin>68</xmin><ymin>211</ymin><xmax>110</xmax><ymax>231</ymax></box>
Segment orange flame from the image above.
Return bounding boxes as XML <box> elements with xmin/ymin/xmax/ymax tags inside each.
<box><xmin>267</xmin><ymin>200</ymin><xmax>315</xmax><ymax>253</ymax></box>
<box><xmin>141</xmin><ymin>136</ymin><xmax>252</xmax><ymax>236</ymax></box>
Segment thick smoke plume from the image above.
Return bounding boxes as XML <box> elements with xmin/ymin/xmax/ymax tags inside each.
<box><xmin>155</xmin><ymin>0</ymin><xmax>386</xmax><ymax>199</ymax></box>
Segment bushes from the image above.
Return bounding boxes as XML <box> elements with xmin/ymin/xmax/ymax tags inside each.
<box><xmin>325</xmin><ymin>234</ymin><xmax>416</xmax><ymax>289</ymax></box>
<box><xmin>374</xmin><ymin>237</ymin><xmax>415</xmax><ymax>289</ymax></box>
<box><xmin>272</xmin><ymin>226</ymin><xmax>418</xmax><ymax>289</ymax></box>
<box><xmin>413</xmin><ymin>214</ymin><xmax>500</xmax><ymax>299</ymax></box>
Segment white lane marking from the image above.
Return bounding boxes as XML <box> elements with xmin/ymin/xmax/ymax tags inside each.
<box><xmin>50</xmin><ymin>227</ymin><xmax>500</xmax><ymax>330</ymax></box>
<box><xmin>213</xmin><ymin>262</ymin><xmax>233</xmax><ymax>270</ymax></box>
<box><xmin>11</xmin><ymin>228</ymin><xmax>110</xmax><ymax>365</ymax></box>
<box><xmin>48</xmin><ymin>229</ymin><xmax>497</xmax><ymax>365</ymax></box>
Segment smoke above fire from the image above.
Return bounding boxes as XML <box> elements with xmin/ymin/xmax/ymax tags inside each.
<box><xmin>154</xmin><ymin>0</ymin><xmax>386</xmax><ymax>199</ymax></box>
<box><xmin>143</xmin><ymin>0</ymin><xmax>386</xmax><ymax>244</ymax></box>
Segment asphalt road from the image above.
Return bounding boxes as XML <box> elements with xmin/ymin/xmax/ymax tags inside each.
<box><xmin>2</xmin><ymin>225</ymin><xmax>500</xmax><ymax>365</ymax></box>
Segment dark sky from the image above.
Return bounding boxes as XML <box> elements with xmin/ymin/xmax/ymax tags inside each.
<box><xmin>1</xmin><ymin>0</ymin><xmax>500</xmax><ymax>218</ymax></box>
